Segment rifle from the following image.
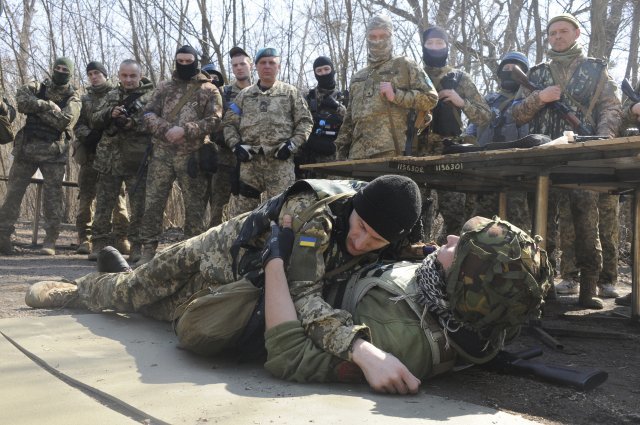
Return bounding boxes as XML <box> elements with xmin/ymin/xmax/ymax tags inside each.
<box><xmin>621</xmin><ymin>79</ymin><xmax>640</xmax><ymax>104</ymax></box>
<box><xmin>130</xmin><ymin>143</ymin><xmax>152</xmax><ymax>196</ymax></box>
<box><xmin>483</xmin><ymin>346</ymin><xmax>608</xmax><ymax>391</ymax></box>
<box><xmin>84</xmin><ymin>128</ymin><xmax>103</xmax><ymax>154</ymax></box>
<box><xmin>511</xmin><ymin>65</ymin><xmax>592</xmax><ymax>135</ymax></box>
<box><xmin>404</xmin><ymin>108</ymin><xmax>417</xmax><ymax>156</ymax></box>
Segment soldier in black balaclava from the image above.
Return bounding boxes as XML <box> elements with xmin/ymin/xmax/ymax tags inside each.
<box><xmin>295</xmin><ymin>56</ymin><xmax>348</xmax><ymax>178</ymax></box>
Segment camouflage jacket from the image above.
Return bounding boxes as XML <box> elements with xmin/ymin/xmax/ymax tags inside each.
<box><xmin>212</xmin><ymin>82</ymin><xmax>246</xmax><ymax>169</ymax></box>
<box><xmin>91</xmin><ymin>78</ymin><xmax>154</xmax><ymax>176</ymax></box>
<box><xmin>0</xmin><ymin>91</ymin><xmax>16</xmax><ymax>144</ymax></box>
<box><xmin>72</xmin><ymin>81</ymin><xmax>115</xmax><ymax>165</ymax></box>
<box><xmin>335</xmin><ymin>56</ymin><xmax>438</xmax><ymax>160</ymax></box>
<box><xmin>512</xmin><ymin>53</ymin><xmax>621</xmax><ymax>138</ymax></box>
<box><xmin>622</xmin><ymin>80</ymin><xmax>640</xmax><ymax>129</ymax></box>
<box><xmin>144</xmin><ymin>71</ymin><xmax>222</xmax><ymax>155</ymax></box>
<box><xmin>423</xmin><ymin>65</ymin><xmax>491</xmax><ymax>145</ymax></box>
<box><xmin>222</xmin><ymin>80</ymin><xmax>313</xmax><ymax>156</ymax></box>
<box><xmin>13</xmin><ymin>79</ymin><xmax>80</xmax><ymax>163</ymax></box>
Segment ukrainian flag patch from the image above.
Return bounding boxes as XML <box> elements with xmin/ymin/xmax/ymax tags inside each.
<box><xmin>299</xmin><ymin>235</ymin><xmax>317</xmax><ymax>247</ymax></box>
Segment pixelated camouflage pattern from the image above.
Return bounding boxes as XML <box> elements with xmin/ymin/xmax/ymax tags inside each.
<box><xmin>223</xmin><ymin>80</ymin><xmax>313</xmax><ymax>156</ymax></box>
<box><xmin>144</xmin><ymin>71</ymin><xmax>222</xmax><ymax>155</ymax></box>
<box><xmin>446</xmin><ymin>217</ymin><xmax>551</xmax><ymax>346</ymax></box>
<box><xmin>73</xmin><ymin>81</ymin><xmax>114</xmax><ymax>165</ymax></box>
<box><xmin>13</xmin><ymin>79</ymin><xmax>80</xmax><ymax>163</ymax></box>
<box><xmin>0</xmin><ymin>92</ymin><xmax>15</xmax><ymax>144</ymax></box>
<box><xmin>512</xmin><ymin>54</ymin><xmax>621</xmax><ymax>138</ymax></box>
<box><xmin>74</xmin><ymin>183</ymin><xmax>369</xmax><ymax>360</ymax></box>
<box><xmin>335</xmin><ymin>56</ymin><xmax>438</xmax><ymax>159</ymax></box>
<box><xmin>471</xmin><ymin>191</ymin><xmax>532</xmax><ymax>234</ymax></box>
<box><xmin>622</xmin><ymin>80</ymin><xmax>640</xmax><ymax>128</ymax></box>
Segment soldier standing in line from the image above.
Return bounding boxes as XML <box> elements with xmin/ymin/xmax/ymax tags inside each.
<box><xmin>88</xmin><ymin>60</ymin><xmax>154</xmax><ymax>263</ymax></box>
<box><xmin>223</xmin><ymin>47</ymin><xmax>313</xmax><ymax>218</ymax></box>
<box><xmin>512</xmin><ymin>13</ymin><xmax>622</xmax><ymax>309</ymax></box>
<box><xmin>137</xmin><ymin>46</ymin><xmax>223</xmax><ymax>265</ymax></box>
<box><xmin>335</xmin><ymin>15</ymin><xmax>438</xmax><ymax>160</ymax></box>
<box><xmin>0</xmin><ymin>88</ymin><xmax>15</xmax><ymax>144</ymax></box>
<box><xmin>465</xmin><ymin>52</ymin><xmax>532</xmax><ymax>233</ymax></box>
<box><xmin>0</xmin><ymin>58</ymin><xmax>80</xmax><ymax>255</ymax></box>
<box><xmin>420</xmin><ymin>27</ymin><xmax>492</xmax><ymax>242</ymax></box>
<box><xmin>73</xmin><ymin>61</ymin><xmax>130</xmax><ymax>256</ymax></box>
<box><xmin>295</xmin><ymin>56</ymin><xmax>347</xmax><ymax>179</ymax></box>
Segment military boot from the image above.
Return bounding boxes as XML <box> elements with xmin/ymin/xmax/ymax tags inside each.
<box><xmin>97</xmin><ymin>246</ymin><xmax>132</xmax><ymax>273</ymax></box>
<box><xmin>88</xmin><ymin>238</ymin><xmax>109</xmax><ymax>261</ymax></box>
<box><xmin>578</xmin><ymin>276</ymin><xmax>604</xmax><ymax>310</ymax></box>
<box><xmin>25</xmin><ymin>281</ymin><xmax>80</xmax><ymax>309</ymax></box>
<box><xmin>0</xmin><ymin>233</ymin><xmax>13</xmax><ymax>255</ymax></box>
<box><xmin>129</xmin><ymin>243</ymin><xmax>142</xmax><ymax>264</ymax></box>
<box><xmin>115</xmin><ymin>237</ymin><xmax>131</xmax><ymax>255</ymax></box>
<box><xmin>76</xmin><ymin>238</ymin><xmax>91</xmax><ymax>255</ymax></box>
<box><xmin>135</xmin><ymin>243</ymin><xmax>157</xmax><ymax>267</ymax></box>
<box><xmin>40</xmin><ymin>235</ymin><xmax>57</xmax><ymax>256</ymax></box>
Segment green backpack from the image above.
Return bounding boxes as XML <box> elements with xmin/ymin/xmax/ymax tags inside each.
<box><xmin>445</xmin><ymin>216</ymin><xmax>552</xmax><ymax>349</ymax></box>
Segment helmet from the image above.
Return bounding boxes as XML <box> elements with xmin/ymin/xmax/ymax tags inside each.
<box><xmin>202</xmin><ymin>63</ymin><xmax>224</xmax><ymax>88</ymax></box>
<box><xmin>445</xmin><ymin>216</ymin><xmax>552</xmax><ymax>347</ymax></box>
<box><xmin>498</xmin><ymin>51</ymin><xmax>529</xmax><ymax>74</ymax></box>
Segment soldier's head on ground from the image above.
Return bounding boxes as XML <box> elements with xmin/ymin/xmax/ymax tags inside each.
<box><xmin>547</xmin><ymin>13</ymin><xmax>581</xmax><ymax>53</ymax></box>
<box><xmin>313</xmin><ymin>56</ymin><xmax>336</xmax><ymax>90</ymax></box>
<box><xmin>347</xmin><ymin>175</ymin><xmax>421</xmax><ymax>256</ymax></box>
<box><xmin>175</xmin><ymin>45</ymin><xmax>199</xmax><ymax>81</ymax></box>
<box><xmin>52</xmin><ymin>57</ymin><xmax>74</xmax><ymax>86</ymax></box>
<box><xmin>497</xmin><ymin>52</ymin><xmax>529</xmax><ymax>92</ymax></box>
<box><xmin>202</xmin><ymin>64</ymin><xmax>224</xmax><ymax>88</ymax></box>
<box><xmin>229</xmin><ymin>46</ymin><xmax>253</xmax><ymax>83</ymax></box>
<box><xmin>422</xmin><ymin>27</ymin><xmax>449</xmax><ymax>68</ymax></box>
<box><xmin>366</xmin><ymin>15</ymin><xmax>393</xmax><ymax>64</ymax></box>
<box><xmin>254</xmin><ymin>47</ymin><xmax>280</xmax><ymax>87</ymax></box>
<box><xmin>86</xmin><ymin>61</ymin><xmax>108</xmax><ymax>87</ymax></box>
<box><xmin>118</xmin><ymin>59</ymin><xmax>142</xmax><ymax>90</ymax></box>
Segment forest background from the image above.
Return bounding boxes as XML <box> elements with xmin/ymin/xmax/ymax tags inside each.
<box><xmin>0</xmin><ymin>0</ymin><xmax>638</xmax><ymax>232</ymax></box>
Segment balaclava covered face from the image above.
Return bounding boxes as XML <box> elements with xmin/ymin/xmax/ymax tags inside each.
<box><xmin>313</xmin><ymin>56</ymin><xmax>336</xmax><ymax>90</ymax></box>
<box><xmin>366</xmin><ymin>15</ymin><xmax>394</xmax><ymax>66</ymax></box>
<box><xmin>175</xmin><ymin>45</ymin><xmax>199</xmax><ymax>81</ymax></box>
<box><xmin>422</xmin><ymin>27</ymin><xmax>449</xmax><ymax>68</ymax></box>
<box><xmin>52</xmin><ymin>57</ymin><xmax>74</xmax><ymax>85</ymax></box>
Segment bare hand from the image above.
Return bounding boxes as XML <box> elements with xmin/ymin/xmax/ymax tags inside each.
<box><xmin>165</xmin><ymin>126</ymin><xmax>185</xmax><ymax>144</ymax></box>
<box><xmin>111</xmin><ymin>106</ymin><xmax>125</xmax><ymax>118</ymax></box>
<box><xmin>538</xmin><ymin>85</ymin><xmax>562</xmax><ymax>103</ymax></box>
<box><xmin>49</xmin><ymin>101</ymin><xmax>62</xmax><ymax>113</ymax></box>
<box><xmin>632</xmin><ymin>103</ymin><xmax>640</xmax><ymax>122</ymax></box>
<box><xmin>379</xmin><ymin>82</ymin><xmax>396</xmax><ymax>102</ymax></box>
<box><xmin>351</xmin><ymin>339</ymin><xmax>421</xmax><ymax>394</ymax></box>
<box><xmin>439</xmin><ymin>89</ymin><xmax>465</xmax><ymax>108</ymax></box>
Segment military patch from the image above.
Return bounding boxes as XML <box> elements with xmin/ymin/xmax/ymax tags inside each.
<box><xmin>299</xmin><ymin>235</ymin><xmax>317</xmax><ymax>247</ymax></box>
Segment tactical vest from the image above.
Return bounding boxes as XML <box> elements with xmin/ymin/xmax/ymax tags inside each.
<box><xmin>476</xmin><ymin>92</ymin><xmax>527</xmax><ymax>146</ymax></box>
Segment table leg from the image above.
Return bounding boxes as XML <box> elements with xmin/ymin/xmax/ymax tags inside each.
<box><xmin>498</xmin><ymin>192</ymin><xmax>507</xmax><ymax>219</ymax></box>
<box><xmin>534</xmin><ymin>174</ymin><xmax>550</xmax><ymax>249</ymax></box>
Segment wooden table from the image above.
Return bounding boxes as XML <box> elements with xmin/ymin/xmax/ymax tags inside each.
<box><xmin>302</xmin><ymin>135</ymin><xmax>640</xmax><ymax>320</ymax></box>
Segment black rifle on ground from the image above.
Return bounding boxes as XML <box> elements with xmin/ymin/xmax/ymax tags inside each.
<box><xmin>621</xmin><ymin>79</ymin><xmax>640</xmax><ymax>104</ymax></box>
<box><xmin>483</xmin><ymin>346</ymin><xmax>608</xmax><ymax>391</ymax></box>
<box><xmin>511</xmin><ymin>65</ymin><xmax>591</xmax><ymax>135</ymax></box>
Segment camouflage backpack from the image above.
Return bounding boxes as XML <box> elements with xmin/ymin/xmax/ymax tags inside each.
<box><xmin>445</xmin><ymin>216</ymin><xmax>552</xmax><ymax>348</ymax></box>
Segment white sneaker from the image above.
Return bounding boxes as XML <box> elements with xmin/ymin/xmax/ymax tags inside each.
<box><xmin>598</xmin><ymin>284</ymin><xmax>619</xmax><ymax>298</ymax></box>
<box><xmin>555</xmin><ymin>279</ymin><xmax>579</xmax><ymax>295</ymax></box>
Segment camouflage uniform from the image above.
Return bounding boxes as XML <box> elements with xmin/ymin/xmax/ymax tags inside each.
<box><xmin>466</xmin><ymin>89</ymin><xmax>531</xmax><ymax>232</ymax></box>
<box><xmin>223</xmin><ymin>80</ymin><xmax>313</xmax><ymax>217</ymax></box>
<box><xmin>90</xmin><ymin>78</ymin><xmax>155</xmax><ymax>247</ymax></box>
<box><xmin>335</xmin><ymin>56</ymin><xmax>437</xmax><ymax>160</ymax></box>
<box><xmin>622</xmin><ymin>80</ymin><xmax>640</xmax><ymax>128</ymax></box>
<box><xmin>0</xmin><ymin>79</ymin><xmax>80</xmax><ymax>242</ymax></box>
<box><xmin>73</xmin><ymin>80</ymin><xmax>129</xmax><ymax>246</ymax></box>
<box><xmin>70</xmin><ymin>182</ymin><xmax>383</xmax><ymax>360</ymax></box>
<box><xmin>422</xmin><ymin>66</ymin><xmax>491</xmax><ymax>240</ymax></box>
<box><xmin>0</xmin><ymin>91</ymin><xmax>15</xmax><ymax>144</ymax></box>
<box><xmin>141</xmin><ymin>71</ymin><xmax>223</xmax><ymax>244</ymax></box>
<box><xmin>512</xmin><ymin>44</ymin><xmax>622</xmax><ymax>298</ymax></box>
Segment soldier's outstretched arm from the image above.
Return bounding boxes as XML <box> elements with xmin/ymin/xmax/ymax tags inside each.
<box><xmin>458</xmin><ymin>74</ymin><xmax>492</xmax><ymax>127</ymax></box>
<box><xmin>15</xmin><ymin>81</ymin><xmax>56</xmax><ymax>114</ymax></box>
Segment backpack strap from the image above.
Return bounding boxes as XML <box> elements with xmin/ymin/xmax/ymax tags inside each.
<box><xmin>166</xmin><ymin>82</ymin><xmax>201</xmax><ymax>123</ymax></box>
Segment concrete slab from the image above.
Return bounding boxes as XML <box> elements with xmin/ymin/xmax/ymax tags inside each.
<box><xmin>0</xmin><ymin>314</ymin><xmax>539</xmax><ymax>424</ymax></box>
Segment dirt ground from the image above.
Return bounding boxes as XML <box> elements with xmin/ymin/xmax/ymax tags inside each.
<box><xmin>1</xmin><ymin>221</ymin><xmax>640</xmax><ymax>425</ymax></box>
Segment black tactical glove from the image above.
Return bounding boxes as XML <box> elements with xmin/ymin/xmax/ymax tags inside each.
<box><xmin>320</xmin><ymin>95</ymin><xmax>340</xmax><ymax>110</ymax></box>
<box><xmin>274</xmin><ymin>140</ymin><xmax>294</xmax><ymax>160</ymax></box>
<box><xmin>262</xmin><ymin>221</ymin><xmax>294</xmax><ymax>267</ymax></box>
<box><xmin>233</xmin><ymin>143</ymin><xmax>253</xmax><ymax>162</ymax></box>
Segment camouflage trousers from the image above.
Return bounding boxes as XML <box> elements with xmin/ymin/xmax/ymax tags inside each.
<box><xmin>227</xmin><ymin>154</ymin><xmax>295</xmax><ymax>218</ymax></box>
<box><xmin>204</xmin><ymin>164</ymin><xmax>233</xmax><ymax>228</ymax></box>
<box><xmin>92</xmin><ymin>172</ymin><xmax>146</xmax><ymax>245</ymax></box>
<box><xmin>559</xmin><ymin>193</ymin><xmax>618</xmax><ymax>284</ymax></box>
<box><xmin>74</xmin><ymin>215</ymin><xmax>245</xmax><ymax>321</ymax></box>
<box><xmin>548</xmin><ymin>190</ymin><xmax>602</xmax><ymax>280</ymax></box>
<box><xmin>76</xmin><ymin>159</ymin><xmax>129</xmax><ymax>242</ymax></box>
<box><xmin>0</xmin><ymin>158</ymin><xmax>65</xmax><ymax>239</ymax></box>
<box><xmin>471</xmin><ymin>191</ymin><xmax>532</xmax><ymax>234</ymax></box>
<box><xmin>140</xmin><ymin>146</ymin><xmax>208</xmax><ymax>244</ymax></box>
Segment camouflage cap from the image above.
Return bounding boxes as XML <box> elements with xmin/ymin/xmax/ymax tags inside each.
<box><xmin>547</xmin><ymin>13</ymin><xmax>580</xmax><ymax>32</ymax></box>
<box><xmin>54</xmin><ymin>57</ymin><xmax>74</xmax><ymax>74</ymax></box>
<box><xmin>366</xmin><ymin>14</ymin><xmax>393</xmax><ymax>35</ymax></box>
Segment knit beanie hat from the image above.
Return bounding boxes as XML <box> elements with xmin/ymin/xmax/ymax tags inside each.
<box><xmin>353</xmin><ymin>175</ymin><xmax>421</xmax><ymax>242</ymax></box>
<box><xmin>86</xmin><ymin>61</ymin><xmax>108</xmax><ymax>77</ymax></box>
<box><xmin>54</xmin><ymin>57</ymin><xmax>74</xmax><ymax>75</ymax></box>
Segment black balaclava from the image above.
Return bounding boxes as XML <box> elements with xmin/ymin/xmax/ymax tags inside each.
<box><xmin>496</xmin><ymin>52</ymin><xmax>529</xmax><ymax>93</ymax></box>
<box><xmin>52</xmin><ymin>57</ymin><xmax>74</xmax><ymax>86</ymax></box>
<box><xmin>498</xmin><ymin>69</ymin><xmax>519</xmax><ymax>92</ymax></box>
<box><xmin>313</xmin><ymin>56</ymin><xmax>336</xmax><ymax>90</ymax></box>
<box><xmin>422</xmin><ymin>27</ymin><xmax>449</xmax><ymax>68</ymax></box>
<box><xmin>175</xmin><ymin>45</ymin><xmax>199</xmax><ymax>81</ymax></box>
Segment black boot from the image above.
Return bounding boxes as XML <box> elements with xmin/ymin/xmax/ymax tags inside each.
<box><xmin>97</xmin><ymin>246</ymin><xmax>132</xmax><ymax>273</ymax></box>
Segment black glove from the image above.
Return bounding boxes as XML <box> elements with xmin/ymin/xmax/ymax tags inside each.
<box><xmin>233</xmin><ymin>143</ymin><xmax>252</xmax><ymax>162</ymax></box>
<box><xmin>274</xmin><ymin>140</ymin><xmax>294</xmax><ymax>160</ymax></box>
<box><xmin>320</xmin><ymin>95</ymin><xmax>340</xmax><ymax>110</ymax></box>
<box><xmin>114</xmin><ymin>116</ymin><xmax>130</xmax><ymax>128</ymax></box>
<box><xmin>262</xmin><ymin>221</ymin><xmax>294</xmax><ymax>266</ymax></box>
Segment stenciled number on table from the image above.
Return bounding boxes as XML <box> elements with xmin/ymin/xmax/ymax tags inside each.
<box><xmin>433</xmin><ymin>162</ymin><xmax>464</xmax><ymax>172</ymax></box>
